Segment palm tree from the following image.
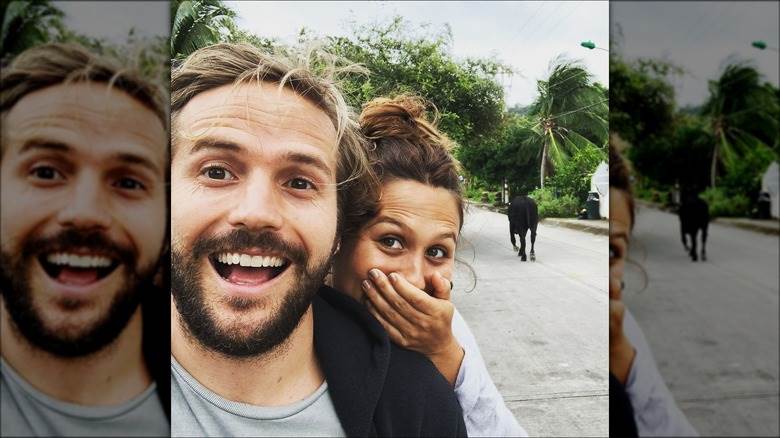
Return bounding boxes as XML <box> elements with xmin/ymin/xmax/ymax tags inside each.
<box><xmin>1</xmin><ymin>0</ymin><xmax>64</xmax><ymax>63</ymax></box>
<box><xmin>527</xmin><ymin>57</ymin><xmax>608</xmax><ymax>187</ymax></box>
<box><xmin>701</xmin><ymin>62</ymin><xmax>779</xmax><ymax>187</ymax></box>
<box><xmin>170</xmin><ymin>0</ymin><xmax>236</xmax><ymax>60</ymax></box>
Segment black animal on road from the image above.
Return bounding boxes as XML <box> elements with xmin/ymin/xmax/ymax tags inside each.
<box><xmin>509</xmin><ymin>195</ymin><xmax>538</xmax><ymax>261</ymax></box>
<box><xmin>678</xmin><ymin>189</ymin><xmax>709</xmax><ymax>261</ymax></box>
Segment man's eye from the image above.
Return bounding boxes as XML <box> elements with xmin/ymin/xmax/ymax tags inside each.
<box><xmin>114</xmin><ymin>177</ymin><xmax>145</xmax><ymax>191</ymax></box>
<box><xmin>426</xmin><ymin>247</ymin><xmax>447</xmax><ymax>259</ymax></box>
<box><xmin>30</xmin><ymin>166</ymin><xmax>63</xmax><ymax>181</ymax></box>
<box><xmin>203</xmin><ymin>166</ymin><xmax>235</xmax><ymax>181</ymax></box>
<box><xmin>287</xmin><ymin>178</ymin><xmax>315</xmax><ymax>190</ymax></box>
<box><xmin>380</xmin><ymin>237</ymin><xmax>403</xmax><ymax>249</ymax></box>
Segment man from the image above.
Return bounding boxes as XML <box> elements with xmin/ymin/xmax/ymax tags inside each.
<box><xmin>0</xmin><ymin>43</ymin><xmax>170</xmax><ymax>436</ymax></box>
<box><xmin>170</xmin><ymin>43</ymin><xmax>467</xmax><ymax>437</ymax></box>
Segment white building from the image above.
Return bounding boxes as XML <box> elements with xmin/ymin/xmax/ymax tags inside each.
<box><xmin>590</xmin><ymin>161</ymin><xmax>609</xmax><ymax>219</ymax></box>
<box><xmin>761</xmin><ymin>161</ymin><xmax>779</xmax><ymax>219</ymax></box>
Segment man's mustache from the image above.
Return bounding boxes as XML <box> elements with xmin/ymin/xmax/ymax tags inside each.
<box><xmin>20</xmin><ymin>228</ymin><xmax>137</xmax><ymax>269</ymax></box>
<box><xmin>191</xmin><ymin>228</ymin><xmax>307</xmax><ymax>266</ymax></box>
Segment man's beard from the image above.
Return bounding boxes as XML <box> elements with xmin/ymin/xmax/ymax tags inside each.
<box><xmin>171</xmin><ymin>228</ymin><xmax>333</xmax><ymax>359</ymax></box>
<box><xmin>0</xmin><ymin>228</ymin><xmax>156</xmax><ymax>358</ymax></box>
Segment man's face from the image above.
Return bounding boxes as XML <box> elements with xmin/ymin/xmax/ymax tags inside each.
<box><xmin>0</xmin><ymin>82</ymin><xmax>167</xmax><ymax>356</ymax></box>
<box><xmin>170</xmin><ymin>82</ymin><xmax>339</xmax><ymax>358</ymax></box>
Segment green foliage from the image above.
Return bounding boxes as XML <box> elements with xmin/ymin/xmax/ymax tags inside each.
<box><xmin>1</xmin><ymin>0</ymin><xmax>64</xmax><ymax>63</ymax></box>
<box><xmin>702</xmin><ymin>61</ymin><xmax>780</xmax><ymax>186</ymax></box>
<box><xmin>608</xmin><ymin>55</ymin><xmax>680</xmax><ymax>145</ymax></box>
<box><xmin>529</xmin><ymin>187</ymin><xmax>579</xmax><ymax>219</ymax></box>
<box><xmin>526</xmin><ymin>57</ymin><xmax>609</xmax><ymax>187</ymax></box>
<box><xmin>171</xmin><ymin>0</ymin><xmax>236</xmax><ymax>60</ymax></box>
<box><xmin>546</xmin><ymin>146</ymin><xmax>605</xmax><ymax>207</ymax></box>
<box><xmin>719</xmin><ymin>144</ymin><xmax>776</xmax><ymax>202</ymax></box>
<box><xmin>700</xmin><ymin>187</ymin><xmax>751</xmax><ymax>217</ymax></box>
<box><xmin>459</xmin><ymin>114</ymin><xmax>539</xmax><ymax>196</ymax></box>
<box><xmin>320</xmin><ymin>17</ymin><xmax>509</xmax><ymax>148</ymax></box>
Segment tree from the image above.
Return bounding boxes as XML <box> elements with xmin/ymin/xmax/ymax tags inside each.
<box><xmin>701</xmin><ymin>62</ymin><xmax>779</xmax><ymax>187</ymax></box>
<box><xmin>321</xmin><ymin>17</ymin><xmax>509</xmax><ymax>148</ymax></box>
<box><xmin>170</xmin><ymin>0</ymin><xmax>236</xmax><ymax>60</ymax></box>
<box><xmin>1</xmin><ymin>0</ymin><xmax>64</xmax><ymax>63</ymax></box>
<box><xmin>526</xmin><ymin>57</ymin><xmax>608</xmax><ymax>187</ymax></box>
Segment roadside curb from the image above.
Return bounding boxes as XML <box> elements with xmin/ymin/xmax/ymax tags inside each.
<box><xmin>542</xmin><ymin>218</ymin><xmax>609</xmax><ymax>236</ymax></box>
<box><xmin>466</xmin><ymin>201</ymin><xmax>608</xmax><ymax>236</ymax></box>
<box><xmin>636</xmin><ymin>200</ymin><xmax>780</xmax><ymax>236</ymax></box>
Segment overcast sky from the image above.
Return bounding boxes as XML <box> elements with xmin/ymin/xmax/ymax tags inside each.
<box><xmin>612</xmin><ymin>1</ymin><xmax>779</xmax><ymax>107</ymax></box>
<box><xmin>55</xmin><ymin>1</ymin><xmax>168</xmax><ymax>41</ymax></box>
<box><xmin>227</xmin><ymin>1</ymin><xmax>610</xmax><ymax>107</ymax></box>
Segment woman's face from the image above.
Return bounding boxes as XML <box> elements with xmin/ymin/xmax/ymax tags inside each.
<box><xmin>609</xmin><ymin>187</ymin><xmax>632</xmax><ymax>292</ymax></box>
<box><xmin>333</xmin><ymin>179</ymin><xmax>461</xmax><ymax>302</ymax></box>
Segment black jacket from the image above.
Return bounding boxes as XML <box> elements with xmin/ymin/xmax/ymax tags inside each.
<box><xmin>313</xmin><ymin>286</ymin><xmax>468</xmax><ymax>437</ymax></box>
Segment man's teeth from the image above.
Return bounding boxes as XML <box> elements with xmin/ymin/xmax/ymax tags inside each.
<box><xmin>46</xmin><ymin>253</ymin><xmax>112</xmax><ymax>268</ymax></box>
<box><xmin>216</xmin><ymin>253</ymin><xmax>285</xmax><ymax>268</ymax></box>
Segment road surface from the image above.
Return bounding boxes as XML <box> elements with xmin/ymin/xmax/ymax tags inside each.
<box><xmin>623</xmin><ymin>206</ymin><xmax>779</xmax><ymax>436</ymax></box>
<box><xmin>452</xmin><ymin>205</ymin><xmax>608</xmax><ymax>436</ymax></box>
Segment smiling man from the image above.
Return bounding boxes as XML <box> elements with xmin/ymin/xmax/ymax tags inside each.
<box><xmin>169</xmin><ymin>43</ymin><xmax>466</xmax><ymax>437</ymax></box>
<box><xmin>0</xmin><ymin>43</ymin><xmax>170</xmax><ymax>435</ymax></box>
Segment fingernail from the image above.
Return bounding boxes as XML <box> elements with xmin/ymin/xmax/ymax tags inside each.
<box><xmin>362</xmin><ymin>280</ymin><xmax>372</xmax><ymax>290</ymax></box>
<box><xmin>369</xmin><ymin>269</ymin><xmax>381</xmax><ymax>279</ymax></box>
<box><xmin>388</xmin><ymin>272</ymin><xmax>398</xmax><ymax>283</ymax></box>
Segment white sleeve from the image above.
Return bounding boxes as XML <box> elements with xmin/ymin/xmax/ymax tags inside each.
<box><xmin>451</xmin><ymin>307</ymin><xmax>527</xmax><ymax>437</ymax></box>
<box><xmin>623</xmin><ymin>309</ymin><xmax>698</xmax><ymax>436</ymax></box>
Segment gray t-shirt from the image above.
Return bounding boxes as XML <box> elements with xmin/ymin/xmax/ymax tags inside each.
<box><xmin>170</xmin><ymin>357</ymin><xmax>346</xmax><ymax>437</ymax></box>
<box><xmin>1</xmin><ymin>358</ymin><xmax>169</xmax><ymax>437</ymax></box>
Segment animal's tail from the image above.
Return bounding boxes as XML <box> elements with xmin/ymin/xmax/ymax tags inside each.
<box><xmin>526</xmin><ymin>197</ymin><xmax>531</xmax><ymax>230</ymax></box>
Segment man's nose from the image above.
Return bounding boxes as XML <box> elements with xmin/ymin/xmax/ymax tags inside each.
<box><xmin>56</xmin><ymin>171</ymin><xmax>111</xmax><ymax>230</ymax></box>
<box><xmin>226</xmin><ymin>173</ymin><xmax>284</xmax><ymax>231</ymax></box>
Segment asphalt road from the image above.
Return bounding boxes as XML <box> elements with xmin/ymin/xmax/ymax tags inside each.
<box><xmin>623</xmin><ymin>206</ymin><xmax>779</xmax><ymax>436</ymax></box>
<box><xmin>452</xmin><ymin>205</ymin><xmax>609</xmax><ymax>437</ymax></box>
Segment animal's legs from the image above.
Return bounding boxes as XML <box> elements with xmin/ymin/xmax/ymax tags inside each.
<box><xmin>690</xmin><ymin>229</ymin><xmax>698</xmax><ymax>261</ymax></box>
<box><xmin>529</xmin><ymin>226</ymin><xmax>537</xmax><ymax>261</ymax></box>
<box><xmin>700</xmin><ymin>225</ymin><xmax>708</xmax><ymax>261</ymax></box>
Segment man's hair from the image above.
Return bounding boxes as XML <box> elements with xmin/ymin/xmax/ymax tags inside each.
<box><xmin>170</xmin><ymin>42</ymin><xmax>376</xmax><ymax>238</ymax></box>
<box><xmin>0</xmin><ymin>42</ymin><xmax>168</xmax><ymax>132</ymax></box>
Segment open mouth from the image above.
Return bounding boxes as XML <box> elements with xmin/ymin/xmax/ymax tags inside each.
<box><xmin>209</xmin><ymin>252</ymin><xmax>290</xmax><ymax>286</ymax></box>
<box><xmin>39</xmin><ymin>252</ymin><xmax>121</xmax><ymax>286</ymax></box>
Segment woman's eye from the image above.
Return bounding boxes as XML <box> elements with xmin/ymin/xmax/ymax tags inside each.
<box><xmin>114</xmin><ymin>177</ymin><xmax>145</xmax><ymax>191</ymax></box>
<box><xmin>30</xmin><ymin>166</ymin><xmax>63</xmax><ymax>181</ymax></box>
<box><xmin>203</xmin><ymin>166</ymin><xmax>235</xmax><ymax>181</ymax></box>
<box><xmin>426</xmin><ymin>247</ymin><xmax>447</xmax><ymax>259</ymax></box>
<box><xmin>379</xmin><ymin>237</ymin><xmax>403</xmax><ymax>249</ymax></box>
<box><xmin>287</xmin><ymin>178</ymin><xmax>315</xmax><ymax>190</ymax></box>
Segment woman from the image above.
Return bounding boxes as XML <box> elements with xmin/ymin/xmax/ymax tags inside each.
<box><xmin>332</xmin><ymin>95</ymin><xmax>526</xmax><ymax>437</ymax></box>
<box><xmin>609</xmin><ymin>139</ymin><xmax>698</xmax><ymax>436</ymax></box>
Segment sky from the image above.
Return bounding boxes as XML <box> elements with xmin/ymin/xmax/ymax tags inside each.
<box><xmin>55</xmin><ymin>1</ymin><xmax>169</xmax><ymax>41</ymax></box>
<box><xmin>226</xmin><ymin>1</ymin><xmax>610</xmax><ymax>107</ymax></box>
<box><xmin>612</xmin><ymin>1</ymin><xmax>779</xmax><ymax>107</ymax></box>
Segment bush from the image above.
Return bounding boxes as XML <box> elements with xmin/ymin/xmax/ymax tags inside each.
<box><xmin>700</xmin><ymin>187</ymin><xmax>751</xmax><ymax>217</ymax></box>
<box><xmin>529</xmin><ymin>187</ymin><xmax>579</xmax><ymax>218</ymax></box>
<box><xmin>546</xmin><ymin>146</ymin><xmax>605</xmax><ymax>208</ymax></box>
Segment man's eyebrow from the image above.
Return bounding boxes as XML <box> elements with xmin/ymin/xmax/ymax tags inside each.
<box><xmin>284</xmin><ymin>151</ymin><xmax>333</xmax><ymax>178</ymax></box>
<box><xmin>190</xmin><ymin>138</ymin><xmax>244</xmax><ymax>154</ymax></box>
<box><xmin>112</xmin><ymin>152</ymin><xmax>161</xmax><ymax>175</ymax></box>
<box><xmin>19</xmin><ymin>139</ymin><xmax>71</xmax><ymax>154</ymax></box>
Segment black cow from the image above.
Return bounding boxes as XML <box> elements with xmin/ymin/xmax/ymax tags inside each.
<box><xmin>509</xmin><ymin>195</ymin><xmax>539</xmax><ymax>261</ymax></box>
<box><xmin>678</xmin><ymin>190</ymin><xmax>709</xmax><ymax>261</ymax></box>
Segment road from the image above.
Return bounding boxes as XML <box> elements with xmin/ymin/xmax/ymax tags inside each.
<box><xmin>623</xmin><ymin>206</ymin><xmax>779</xmax><ymax>436</ymax></box>
<box><xmin>452</xmin><ymin>205</ymin><xmax>608</xmax><ymax>437</ymax></box>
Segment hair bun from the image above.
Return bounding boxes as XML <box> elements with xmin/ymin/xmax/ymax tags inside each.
<box><xmin>359</xmin><ymin>94</ymin><xmax>452</xmax><ymax>151</ymax></box>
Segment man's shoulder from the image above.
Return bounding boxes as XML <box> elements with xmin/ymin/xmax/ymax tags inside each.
<box><xmin>313</xmin><ymin>286</ymin><xmax>465</xmax><ymax>436</ymax></box>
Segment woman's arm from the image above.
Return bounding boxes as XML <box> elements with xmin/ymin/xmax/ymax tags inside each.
<box><xmin>622</xmin><ymin>309</ymin><xmax>698</xmax><ymax>437</ymax></box>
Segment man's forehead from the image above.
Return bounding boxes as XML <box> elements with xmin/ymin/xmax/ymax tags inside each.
<box><xmin>3</xmin><ymin>82</ymin><xmax>166</xmax><ymax>163</ymax></box>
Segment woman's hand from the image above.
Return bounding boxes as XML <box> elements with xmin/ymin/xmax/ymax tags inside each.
<box><xmin>610</xmin><ymin>270</ymin><xmax>636</xmax><ymax>385</ymax></box>
<box><xmin>362</xmin><ymin>268</ymin><xmax>464</xmax><ymax>386</ymax></box>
